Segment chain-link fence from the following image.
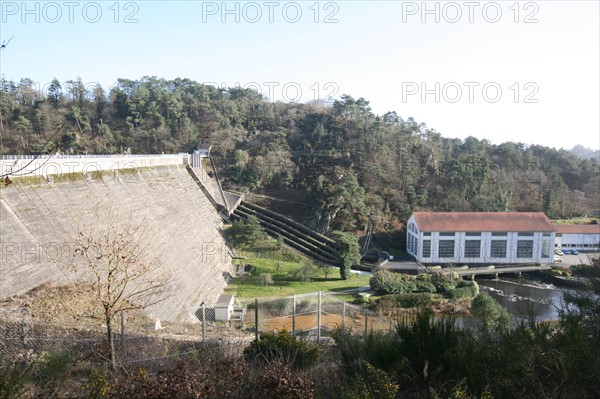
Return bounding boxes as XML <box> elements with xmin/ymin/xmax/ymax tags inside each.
<box><xmin>247</xmin><ymin>291</ymin><xmax>392</xmax><ymax>340</ymax></box>
<box><xmin>0</xmin><ymin>306</ymin><xmax>253</xmax><ymax>369</ymax></box>
<box><xmin>0</xmin><ymin>292</ymin><xmax>390</xmax><ymax>369</ymax></box>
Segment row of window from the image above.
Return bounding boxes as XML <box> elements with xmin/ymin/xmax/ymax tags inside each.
<box><xmin>556</xmin><ymin>243</ymin><xmax>600</xmax><ymax>248</ymax></box>
<box><xmin>420</xmin><ymin>232</ymin><xmax>551</xmax><ymax>237</ymax></box>
<box><xmin>407</xmin><ymin>233</ymin><xmax>418</xmax><ymax>255</ymax></box>
<box><xmin>422</xmin><ymin>239</ymin><xmax>552</xmax><ymax>259</ymax></box>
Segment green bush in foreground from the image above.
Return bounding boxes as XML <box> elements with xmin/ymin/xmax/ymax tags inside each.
<box><xmin>243</xmin><ymin>330</ymin><xmax>319</xmax><ymax>369</ymax></box>
<box><xmin>471</xmin><ymin>292</ymin><xmax>513</xmax><ymax>331</ymax></box>
<box><xmin>96</xmin><ymin>359</ymin><xmax>315</xmax><ymax>399</ymax></box>
<box><xmin>6</xmin><ymin>300</ymin><xmax>600</xmax><ymax>398</ymax></box>
<box><xmin>0</xmin><ymin>361</ymin><xmax>30</xmax><ymax>399</ymax></box>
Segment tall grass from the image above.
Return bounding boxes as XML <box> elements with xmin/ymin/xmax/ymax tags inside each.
<box><xmin>332</xmin><ymin>307</ymin><xmax>600</xmax><ymax>398</ymax></box>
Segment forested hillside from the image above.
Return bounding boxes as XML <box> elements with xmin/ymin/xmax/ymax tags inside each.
<box><xmin>569</xmin><ymin>145</ymin><xmax>600</xmax><ymax>161</ymax></box>
<box><xmin>1</xmin><ymin>76</ymin><xmax>598</xmax><ymax>235</ymax></box>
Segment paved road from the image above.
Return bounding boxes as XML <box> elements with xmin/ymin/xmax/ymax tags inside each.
<box><xmin>556</xmin><ymin>253</ymin><xmax>597</xmax><ymax>266</ymax></box>
<box><xmin>380</xmin><ymin>260</ymin><xmax>425</xmax><ymax>273</ymax></box>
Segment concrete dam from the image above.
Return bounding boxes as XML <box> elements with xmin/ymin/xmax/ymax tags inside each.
<box><xmin>0</xmin><ymin>154</ymin><xmax>233</xmax><ymax>323</ymax></box>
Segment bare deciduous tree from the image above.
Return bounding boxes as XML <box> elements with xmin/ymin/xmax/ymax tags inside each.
<box><xmin>69</xmin><ymin>204</ymin><xmax>175</xmax><ymax>369</ymax></box>
<box><xmin>259</xmin><ymin>272</ymin><xmax>273</xmax><ymax>287</ymax></box>
<box><xmin>294</xmin><ymin>261</ymin><xmax>315</xmax><ymax>283</ymax></box>
<box><xmin>317</xmin><ymin>262</ymin><xmax>331</xmax><ymax>279</ymax></box>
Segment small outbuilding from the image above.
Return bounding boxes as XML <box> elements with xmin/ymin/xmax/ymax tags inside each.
<box><xmin>191</xmin><ymin>145</ymin><xmax>213</xmax><ymax>168</ymax></box>
<box><xmin>214</xmin><ymin>294</ymin><xmax>235</xmax><ymax>322</ymax></box>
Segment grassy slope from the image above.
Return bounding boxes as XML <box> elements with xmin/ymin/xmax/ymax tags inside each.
<box><xmin>224</xmin><ymin>257</ymin><xmax>371</xmax><ymax>302</ymax></box>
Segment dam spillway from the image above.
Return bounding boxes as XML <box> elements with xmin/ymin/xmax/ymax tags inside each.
<box><xmin>0</xmin><ymin>155</ymin><xmax>233</xmax><ymax>323</ymax></box>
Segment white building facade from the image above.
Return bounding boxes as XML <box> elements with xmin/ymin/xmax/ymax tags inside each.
<box><xmin>407</xmin><ymin>212</ymin><xmax>556</xmax><ymax>265</ymax></box>
<box><xmin>554</xmin><ymin>224</ymin><xmax>600</xmax><ymax>251</ymax></box>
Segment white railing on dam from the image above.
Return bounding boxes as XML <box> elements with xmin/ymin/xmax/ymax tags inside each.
<box><xmin>1</xmin><ymin>153</ymin><xmax>190</xmax><ymax>178</ymax></box>
<box><xmin>0</xmin><ymin>154</ymin><xmax>188</xmax><ymax>160</ymax></box>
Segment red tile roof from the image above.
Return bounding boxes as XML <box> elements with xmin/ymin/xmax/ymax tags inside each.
<box><xmin>553</xmin><ymin>224</ymin><xmax>600</xmax><ymax>234</ymax></box>
<box><xmin>412</xmin><ymin>212</ymin><xmax>555</xmax><ymax>232</ymax></box>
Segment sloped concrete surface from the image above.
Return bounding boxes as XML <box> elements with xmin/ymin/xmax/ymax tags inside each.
<box><xmin>0</xmin><ymin>165</ymin><xmax>232</xmax><ymax>322</ymax></box>
<box><xmin>187</xmin><ymin>166</ymin><xmax>243</xmax><ymax>215</ymax></box>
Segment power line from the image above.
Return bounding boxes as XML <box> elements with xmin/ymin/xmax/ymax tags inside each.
<box><xmin>1</xmin><ymin>36</ymin><xmax>14</xmax><ymax>50</ymax></box>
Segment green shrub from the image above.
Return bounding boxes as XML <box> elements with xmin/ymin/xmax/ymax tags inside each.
<box><xmin>333</xmin><ymin>330</ymin><xmax>404</xmax><ymax>377</ymax></box>
<box><xmin>0</xmin><ymin>361</ymin><xmax>30</xmax><ymax>399</ymax></box>
<box><xmin>370</xmin><ymin>270</ymin><xmax>416</xmax><ymax>294</ymax></box>
<box><xmin>395</xmin><ymin>310</ymin><xmax>461</xmax><ymax>386</ymax></box>
<box><xmin>448</xmin><ymin>280</ymin><xmax>479</xmax><ymax>300</ymax></box>
<box><xmin>32</xmin><ymin>349</ymin><xmax>75</xmax><ymax>392</ymax></box>
<box><xmin>243</xmin><ymin>330</ymin><xmax>319</xmax><ymax>369</ymax></box>
<box><xmin>295</xmin><ymin>299</ymin><xmax>314</xmax><ymax>313</ymax></box>
<box><xmin>82</xmin><ymin>368</ymin><xmax>110</xmax><ymax>399</ymax></box>
<box><xmin>402</xmin><ymin>276</ymin><xmax>417</xmax><ymax>293</ymax></box>
<box><xmin>456</xmin><ymin>280</ymin><xmax>479</xmax><ymax>296</ymax></box>
<box><xmin>370</xmin><ymin>270</ymin><xmax>394</xmax><ymax>294</ymax></box>
<box><xmin>261</xmin><ymin>298</ymin><xmax>293</xmax><ymax>317</ymax></box>
<box><xmin>227</xmin><ymin>215</ymin><xmax>268</xmax><ymax>250</ymax></box>
<box><xmin>415</xmin><ymin>280</ymin><xmax>437</xmax><ymax>293</ymax></box>
<box><xmin>431</xmin><ymin>272</ymin><xmax>459</xmax><ymax>293</ymax></box>
<box><xmin>104</xmin><ymin>358</ymin><xmax>315</xmax><ymax>399</ymax></box>
<box><xmin>471</xmin><ymin>293</ymin><xmax>513</xmax><ymax>331</ymax></box>
<box><xmin>294</xmin><ymin>262</ymin><xmax>315</xmax><ymax>282</ymax></box>
<box><xmin>394</xmin><ymin>293</ymin><xmax>434</xmax><ymax>308</ymax></box>
<box><xmin>340</xmin><ymin>361</ymin><xmax>399</xmax><ymax>399</ymax></box>
<box><xmin>276</xmin><ymin>248</ymin><xmax>303</xmax><ymax>262</ymax></box>
<box><xmin>448</xmin><ymin>286</ymin><xmax>475</xmax><ymax>300</ymax></box>
<box><xmin>435</xmin><ymin>282</ymin><xmax>456</xmax><ymax>294</ymax></box>
<box><xmin>352</xmin><ymin>297</ymin><xmax>368</xmax><ymax>305</ymax></box>
<box><xmin>330</xmin><ymin>231</ymin><xmax>361</xmax><ymax>280</ymax></box>
<box><xmin>376</xmin><ymin>295</ymin><xmax>399</xmax><ymax>312</ymax></box>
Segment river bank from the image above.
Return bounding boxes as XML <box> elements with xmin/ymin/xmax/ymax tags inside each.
<box><xmin>541</xmin><ymin>271</ymin><xmax>589</xmax><ymax>289</ymax></box>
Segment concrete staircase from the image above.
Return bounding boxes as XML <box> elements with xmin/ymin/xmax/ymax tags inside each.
<box><xmin>231</xmin><ymin>201</ymin><xmax>341</xmax><ymax>265</ymax></box>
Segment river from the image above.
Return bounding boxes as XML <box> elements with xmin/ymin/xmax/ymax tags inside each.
<box><xmin>477</xmin><ymin>275</ymin><xmax>576</xmax><ymax>321</ymax></box>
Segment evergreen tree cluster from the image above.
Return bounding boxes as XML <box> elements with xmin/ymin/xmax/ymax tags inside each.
<box><xmin>2</xmin><ymin>76</ymin><xmax>598</xmax><ymax>233</ymax></box>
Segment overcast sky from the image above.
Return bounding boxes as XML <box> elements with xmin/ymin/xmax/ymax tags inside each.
<box><xmin>1</xmin><ymin>1</ymin><xmax>599</xmax><ymax>150</ymax></box>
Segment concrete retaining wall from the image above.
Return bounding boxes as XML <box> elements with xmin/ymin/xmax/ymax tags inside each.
<box><xmin>0</xmin><ymin>163</ymin><xmax>232</xmax><ymax>323</ymax></box>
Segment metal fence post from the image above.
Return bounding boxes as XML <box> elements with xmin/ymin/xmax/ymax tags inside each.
<box><xmin>201</xmin><ymin>303</ymin><xmax>206</xmax><ymax>341</ymax></box>
<box><xmin>317</xmin><ymin>291</ymin><xmax>321</xmax><ymax>344</ymax></box>
<box><xmin>364</xmin><ymin>310</ymin><xmax>368</xmax><ymax>335</ymax></box>
<box><xmin>341</xmin><ymin>301</ymin><xmax>346</xmax><ymax>332</ymax></box>
<box><xmin>21</xmin><ymin>307</ymin><xmax>29</xmax><ymax>367</ymax></box>
<box><xmin>255</xmin><ymin>298</ymin><xmax>259</xmax><ymax>341</ymax></box>
<box><xmin>292</xmin><ymin>294</ymin><xmax>296</xmax><ymax>337</ymax></box>
<box><xmin>120</xmin><ymin>311</ymin><xmax>125</xmax><ymax>352</ymax></box>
